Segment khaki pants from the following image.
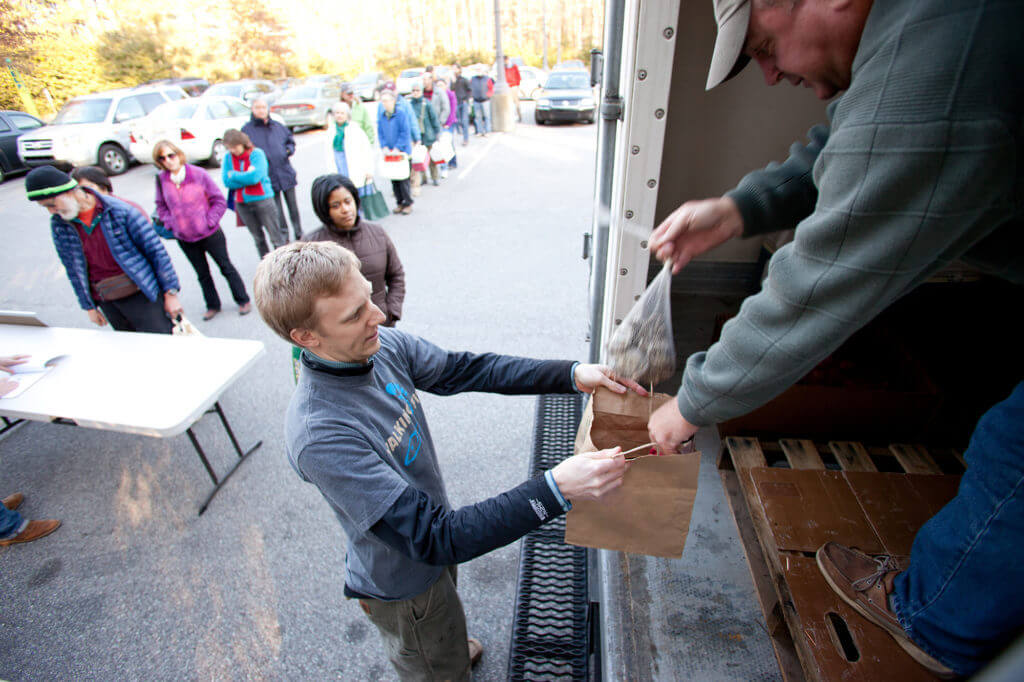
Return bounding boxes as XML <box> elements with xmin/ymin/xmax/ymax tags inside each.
<box><xmin>359</xmin><ymin>566</ymin><xmax>470</xmax><ymax>681</ymax></box>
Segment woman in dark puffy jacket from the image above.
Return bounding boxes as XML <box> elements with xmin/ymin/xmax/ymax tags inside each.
<box><xmin>291</xmin><ymin>174</ymin><xmax>407</xmax><ymax>378</ymax></box>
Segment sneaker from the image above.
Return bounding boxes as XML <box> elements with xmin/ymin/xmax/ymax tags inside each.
<box><xmin>400</xmin><ymin>205</ymin><xmax>413</xmax><ymax>215</ymax></box>
<box><xmin>238</xmin><ymin>302</ymin><xmax>252</xmax><ymax>316</ymax></box>
<box><xmin>0</xmin><ymin>519</ymin><xmax>61</xmax><ymax>546</ymax></box>
<box><xmin>393</xmin><ymin>206</ymin><xmax>403</xmax><ymax>214</ymax></box>
<box><xmin>202</xmin><ymin>309</ymin><xmax>220</xmax><ymax>321</ymax></box>
<box><xmin>3</xmin><ymin>492</ymin><xmax>24</xmax><ymax>510</ymax></box>
<box><xmin>468</xmin><ymin>638</ymin><xmax>483</xmax><ymax>667</ymax></box>
<box><xmin>816</xmin><ymin>543</ymin><xmax>955</xmax><ymax>678</ymax></box>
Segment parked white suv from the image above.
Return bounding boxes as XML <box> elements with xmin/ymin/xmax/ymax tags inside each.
<box><xmin>17</xmin><ymin>85</ymin><xmax>187</xmax><ymax>175</ymax></box>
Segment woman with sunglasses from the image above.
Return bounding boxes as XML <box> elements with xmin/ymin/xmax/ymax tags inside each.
<box><xmin>152</xmin><ymin>140</ymin><xmax>251</xmax><ymax>320</ymax></box>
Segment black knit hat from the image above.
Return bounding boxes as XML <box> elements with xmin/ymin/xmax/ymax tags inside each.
<box><xmin>25</xmin><ymin>165</ymin><xmax>78</xmax><ymax>201</ymax></box>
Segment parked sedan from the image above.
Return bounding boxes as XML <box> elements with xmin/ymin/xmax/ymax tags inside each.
<box><xmin>517</xmin><ymin>66</ymin><xmax>548</xmax><ymax>100</ymax></box>
<box><xmin>128</xmin><ymin>96</ymin><xmax>277</xmax><ymax>167</ymax></box>
<box><xmin>534</xmin><ymin>71</ymin><xmax>596</xmax><ymax>124</ymax></box>
<box><xmin>395</xmin><ymin>68</ymin><xmax>425</xmax><ymax>95</ymax></box>
<box><xmin>352</xmin><ymin>71</ymin><xmax>386</xmax><ymax>101</ymax></box>
<box><xmin>270</xmin><ymin>83</ymin><xmax>340</xmax><ymax>130</ymax></box>
<box><xmin>203</xmin><ymin>80</ymin><xmax>282</xmax><ymax>106</ymax></box>
<box><xmin>1</xmin><ymin>110</ymin><xmax>44</xmax><ymax>182</ymax></box>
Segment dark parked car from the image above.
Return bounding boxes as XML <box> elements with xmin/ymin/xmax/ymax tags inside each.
<box><xmin>0</xmin><ymin>110</ymin><xmax>45</xmax><ymax>182</ymax></box>
<box><xmin>533</xmin><ymin>71</ymin><xmax>596</xmax><ymax>125</ymax></box>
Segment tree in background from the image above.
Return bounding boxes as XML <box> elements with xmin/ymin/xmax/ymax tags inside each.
<box><xmin>97</xmin><ymin>17</ymin><xmax>184</xmax><ymax>85</ymax></box>
<box><xmin>228</xmin><ymin>0</ymin><xmax>295</xmax><ymax>79</ymax></box>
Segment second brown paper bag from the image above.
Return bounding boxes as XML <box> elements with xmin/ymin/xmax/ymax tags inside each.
<box><xmin>565</xmin><ymin>387</ymin><xmax>700</xmax><ymax>558</ymax></box>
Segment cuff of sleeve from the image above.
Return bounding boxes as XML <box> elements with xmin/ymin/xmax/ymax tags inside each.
<box><xmin>725</xmin><ymin>186</ymin><xmax>769</xmax><ymax>239</ymax></box>
<box><xmin>568</xmin><ymin>362</ymin><xmax>584</xmax><ymax>393</ymax></box>
<box><xmin>544</xmin><ymin>470</ymin><xmax>572</xmax><ymax>512</ymax></box>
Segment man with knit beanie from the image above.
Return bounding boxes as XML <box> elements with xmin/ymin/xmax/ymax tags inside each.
<box><xmin>26</xmin><ymin>165</ymin><xmax>182</xmax><ymax>333</ymax></box>
<box><xmin>647</xmin><ymin>1</ymin><xmax>1023</xmax><ymax>678</ymax></box>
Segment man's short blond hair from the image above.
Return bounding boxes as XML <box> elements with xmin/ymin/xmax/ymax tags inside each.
<box><xmin>254</xmin><ymin>241</ymin><xmax>361</xmax><ymax>343</ymax></box>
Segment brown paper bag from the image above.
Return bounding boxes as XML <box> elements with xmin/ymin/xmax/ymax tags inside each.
<box><xmin>564</xmin><ymin>388</ymin><xmax>700</xmax><ymax>558</ymax></box>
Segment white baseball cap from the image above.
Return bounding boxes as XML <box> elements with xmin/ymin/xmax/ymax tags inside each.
<box><xmin>707</xmin><ymin>0</ymin><xmax>753</xmax><ymax>90</ymax></box>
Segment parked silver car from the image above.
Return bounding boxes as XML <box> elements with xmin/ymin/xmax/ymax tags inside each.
<box><xmin>203</xmin><ymin>80</ymin><xmax>283</xmax><ymax>106</ymax></box>
<box><xmin>270</xmin><ymin>84</ymin><xmax>341</xmax><ymax>130</ymax></box>
<box><xmin>17</xmin><ymin>85</ymin><xmax>187</xmax><ymax>175</ymax></box>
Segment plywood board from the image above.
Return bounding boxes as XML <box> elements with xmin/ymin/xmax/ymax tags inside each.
<box><xmin>782</xmin><ymin>556</ymin><xmax>940</xmax><ymax>681</ymax></box>
<box><xmin>751</xmin><ymin>468</ymin><xmax>884</xmax><ymax>554</ymax></box>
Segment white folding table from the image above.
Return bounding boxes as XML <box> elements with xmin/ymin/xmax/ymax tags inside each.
<box><xmin>0</xmin><ymin>324</ymin><xmax>265</xmax><ymax>514</ymax></box>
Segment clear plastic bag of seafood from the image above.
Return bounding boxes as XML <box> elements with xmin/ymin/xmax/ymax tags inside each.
<box><xmin>606</xmin><ymin>261</ymin><xmax>676</xmax><ymax>387</ymax></box>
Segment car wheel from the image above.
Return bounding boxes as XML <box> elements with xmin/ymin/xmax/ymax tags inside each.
<box><xmin>98</xmin><ymin>143</ymin><xmax>129</xmax><ymax>175</ymax></box>
<box><xmin>0</xmin><ymin>165</ymin><xmax>5</xmax><ymax>183</ymax></box>
<box><xmin>209</xmin><ymin>139</ymin><xmax>227</xmax><ymax>167</ymax></box>
<box><xmin>534</xmin><ymin>114</ymin><xmax>544</xmax><ymax>125</ymax></box>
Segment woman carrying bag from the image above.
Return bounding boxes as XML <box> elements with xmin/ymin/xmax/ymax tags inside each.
<box><xmin>408</xmin><ymin>81</ymin><xmax>441</xmax><ymax>195</ymax></box>
<box><xmin>326</xmin><ymin>103</ymin><xmax>389</xmax><ymax>221</ymax></box>
<box><xmin>153</xmin><ymin>140</ymin><xmax>251</xmax><ymax>320</ymax></box>
<box><xmin>377</xmin><ymin>90</ymin><xmax>414</xmax><ymax>215</ymax></box>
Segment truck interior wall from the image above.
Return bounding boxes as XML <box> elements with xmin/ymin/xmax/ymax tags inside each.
<box><xmin>655</xmin><ymin>0</ymin><xmax>827</xmax><ymax>264</ymax></box>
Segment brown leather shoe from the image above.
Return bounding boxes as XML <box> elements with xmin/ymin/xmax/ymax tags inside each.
<box><xmin>2</xmin><ymin>492</ymin><xmax>24</xmax><ymax>510</ymax></box>
<box><xmin>238</xmin><ymin>302</ymin><xmax>252</xmax><ymax>316</ymax></box>
<box><xmin>816</xmin><ymin>542</ymin><xmax>955</xmax><ymax>678</ymax></box>
<box><xmin>468</xmin><ymin>637</ymin><xmax>483</xmax><ymax>667</ymax></box>
<box><xmin>202</xmin><ymin>309</ymin><xmax>220</xmax><ymax>321</ymax></box>
<box><xmin>401</xmin><ymin>205</ymin><xmax>413</xmax><ymax>215</ymax></box>
<box><xmin>0</xmin><ymin>519</ymin><xmax>61</xmax><ymax>546</ymax></box>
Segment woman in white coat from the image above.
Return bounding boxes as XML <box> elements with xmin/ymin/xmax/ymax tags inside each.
<box><xmin>327</xmin><ymin>102</ymin><xmax>389</xmax><ymax>220</ymax></box>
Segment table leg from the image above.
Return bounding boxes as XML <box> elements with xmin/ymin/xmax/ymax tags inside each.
<box><xmin>0</xmin><ymin>416</ymin><xmax>25</xmax><ymax>437</ymax></box>
<box><xmin>187</xmin><ymin>402</ymin><xmax>263</xmax><ymax>515</ymax></box>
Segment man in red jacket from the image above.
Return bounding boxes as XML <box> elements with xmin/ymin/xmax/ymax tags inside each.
<box><xmin>503</xmin><ymin>56</ymin><xmax>522</xmax><ymax>122</ymax></box>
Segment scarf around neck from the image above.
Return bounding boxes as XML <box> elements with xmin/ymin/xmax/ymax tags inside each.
<box><xmin>333</xmin><ymin>121</ymin><xmax>348</xmax><ymax>151</ymax></box>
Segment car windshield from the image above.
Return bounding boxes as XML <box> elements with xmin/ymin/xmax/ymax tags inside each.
<box><xmin>354</xmin><ymin>73</ymin><xmax>378</xmax><ymax>84</ymax></box>
<box><xmin>52</xmin><ymin>98</ymin><xmax>113</xmax><ymax>124</ymax></box>
<box><xmin>206</xmin><ymin>84</ymin><xmax>243</xmax><ymax>98</ymax></box>
<box><xmin>400</xmin><ymin>69</ymin><xmax>422</xmax><ymax>78</ymax></box>
<box><xmin>545</xmin><ymin>73</ymin><xmax>589</xmax><ymax>89</ymax></box>
<box><xmin>150</xmin><ymin>100</ymin><xmax>200</xmax><ymax>120</ymax></box>
<box><xmin>281</xmin><ymin>86</ymin><xmax>318</xmax><ymax>101</ymax></box>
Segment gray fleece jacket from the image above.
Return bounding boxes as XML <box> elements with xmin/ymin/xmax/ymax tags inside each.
<box><xmin>679</xmin><ymin>0</ymin><xmax>1024</xmax><ymax>426</ymax></box>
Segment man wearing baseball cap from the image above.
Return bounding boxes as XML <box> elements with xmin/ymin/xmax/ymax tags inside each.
<box><xmin>647</xmin><ymin>1</ymin><xmax>1023</xmax><ymax>677</ymax></box>
<box><xmin>340</xmin><ymin>83</ymin><xmax>376</xmax><ymax>145</ymax></box>
<box><xmin>26</xmin><ymin>165</ymin><xmax>182</xmax><ymax>333</ymax></box>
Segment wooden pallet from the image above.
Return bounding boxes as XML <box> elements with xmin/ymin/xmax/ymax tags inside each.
<box><xmin>719</xmin><ymin>437</ymin><xmax>965</xmax><ymax>682</ymax></box>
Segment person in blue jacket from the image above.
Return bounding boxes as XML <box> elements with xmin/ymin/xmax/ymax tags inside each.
<box><xmin>222</xmin><ymin>129</ymin><xmax>288</xmax><ymax>257</ymax></box>
<box><xmin>26</xmin><ymin>165</ymin><xmax>182</xmax><ymax>333</ymax></box>
<box><xmin>253</xmin><ymin>241</ymin><xmax>644</xmax><ymax>680</ymax></box>
<box><xmin>242</xmin><ymin>99</ymin><xmax>303</xmax><ymax>240</ymax></box>
<box><xmin>377</xmin><ymin>91</ymin><xmax>415</xmax><ymax>215</ymax></box>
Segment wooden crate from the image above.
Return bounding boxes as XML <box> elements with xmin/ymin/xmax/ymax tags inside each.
<box><xmin>719</xmin><ymin>437</ymin><xmax>965</xmax><ymax>682</ymax></box>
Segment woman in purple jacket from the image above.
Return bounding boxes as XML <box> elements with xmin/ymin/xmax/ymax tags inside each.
<box><xmin>152</xmin><ymin>140</ymin><xmax>251</xmax><ymax>320</ymax></box>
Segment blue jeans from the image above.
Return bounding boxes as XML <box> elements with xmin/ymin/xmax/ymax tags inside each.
<box><xmin>891</xmin><ymin>381</ymin><xmax>1024</xmax><ymax>675</ymax></box>
<box><xmin>0</xmin><ymin>503</ymin><xmax>24</xmax><ymax>539</ymax></box>
<box><xmin>473</xmin><ymin>100</ymin><xmax>491</xmax><ymax>134</ymax></box>
<box><xmin>456</xmin><ymin>101</ymin><xmax>470</xmax><ymax>143</ymax></box>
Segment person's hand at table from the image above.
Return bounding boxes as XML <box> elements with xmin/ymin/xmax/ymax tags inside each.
<box><xmin>649</xmin><ymin>397</ymin><xmax>698</xmax><ymax>455</ymax></box>
<box><xmin>1</xmin><ymin>355</ymin><xmax>30</xmax><ymax>374</ymax></box>
<box><xmin>551</xmin><ymin>447</ymin><xmax>627</xmax><ymax>501</ymax></box>
<box><xmin>648</xmin><ymin>197</ymin><xmax>744</xmax><ymax>274</ymax></box>
<box><xmin>163</xmin><ymin>292</ymin><xmax>184</xmax><ymax>317</ymax></box>
<box><xmin>0</xmin><ymin>377</ymin><xmax>19</xmax><ymax>397</ymax></box>
<box><xmin>87</xmin><ymin>309</ymin><xmax>107</xmax><ymax>327</ymax></box>
<box><xmin>573</xmin><ymin>364</ymin><xmax>649</xmax><ymax>396</ymax></box>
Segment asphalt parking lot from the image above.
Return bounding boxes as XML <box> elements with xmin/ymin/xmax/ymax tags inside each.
<box><xmin>0</xmin><ymin>102</ymin><xmax>601</xmax><ymax>680</ymax></box>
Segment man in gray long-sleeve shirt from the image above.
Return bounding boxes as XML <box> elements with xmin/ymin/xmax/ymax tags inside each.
<box><xmin>254</xmin><ymin>241</ymin><xmax>644</xmax><ymax>680</ymax></box>
<box><xmin>648</xmin><ymin>0</ymin><xmax>1023</xmax><ymax>677</ymax></box>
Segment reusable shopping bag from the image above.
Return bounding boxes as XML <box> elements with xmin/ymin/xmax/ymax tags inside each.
<box><xmin>606</xmin><ymin>261</ymin><xmax>676</xmax><ymax>388</ymax></box>
<box><xmin>564</xmin><ymin>387</ymin><xmax>700</xmax><ymax>558</ymax></box>
<box><xmin>430</xmin><ymin>132</ymin><xmax>455</xmax><ymax>163</ymax></box>
<box><xmin>381</xmin><ymin>153</ymin><xmax>411</xmax><ymax>180</ymax></box>
<box><xmin>359</xmin><ymin>182</ymin><xmax>391</xmax><ymax>221</ymax></box>
<box><xmin>410</xmin><ymin>143</ymin><xmax>429</xmax><ymax>172</ymax></box>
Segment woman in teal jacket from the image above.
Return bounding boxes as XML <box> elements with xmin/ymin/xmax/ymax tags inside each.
<box><xmin>222</xmin><ymin>129</ymin><xmax>288</xmax><ymax>257</ymax></box>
